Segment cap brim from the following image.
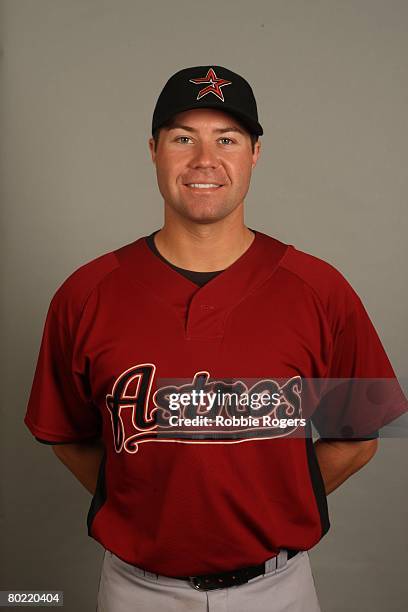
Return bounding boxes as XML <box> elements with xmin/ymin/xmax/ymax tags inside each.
<box><xmin>153</xmin><ymin>103</ymin><xmax>263</xmax><ymax>136</ymax></box>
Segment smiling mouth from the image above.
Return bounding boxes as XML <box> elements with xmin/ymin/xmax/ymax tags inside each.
<box><xmin>184</xmin><ymin>183</ymin><xmax>224</xmax><ymax>190</ymax></box>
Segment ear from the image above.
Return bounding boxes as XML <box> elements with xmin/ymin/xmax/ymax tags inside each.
<box><xmin>251</xmin><ymin>139</ymin><xmax>261</xmax><ymax>169</ymax></box>
<box><xmin>148</xmin><ymin>137</ymin><xmax>156</xmax><ymax>164</ymax></box>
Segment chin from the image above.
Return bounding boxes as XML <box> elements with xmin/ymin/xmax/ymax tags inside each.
<box><xmin>183</xmin><ymin>207</ymin><xmax>234</xmax><ymax>224</ymax></box>
<box><xmin>172</xmin><ymin>198</ymin><xmax>238</xmax><ymax>223</ymax></box>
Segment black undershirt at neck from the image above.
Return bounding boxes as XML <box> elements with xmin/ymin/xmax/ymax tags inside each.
<box><xmin>144</xmin><ymin>231</ymin><xmax>225</xmax><ymax>287</ymax></box>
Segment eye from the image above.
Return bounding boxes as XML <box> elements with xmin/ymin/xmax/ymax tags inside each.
<box><xmin>219</xmin><ymin>137</ymin><xmax>234</xmax><ymax>145</ymax></box>
<box><xmin>175</xmin><ymin>136</ymin><xmax>193</xmax><ymax>144</ymax></box>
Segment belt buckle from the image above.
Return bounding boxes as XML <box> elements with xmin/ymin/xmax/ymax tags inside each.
<box><xmin>188</xmin><ymin>570</ymin><xmax>249</xmax><ymax>591</ymax></box>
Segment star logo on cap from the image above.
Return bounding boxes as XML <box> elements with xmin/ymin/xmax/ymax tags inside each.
<box><xmin>189</xmin><ymin>68</ymin><xmax>232</xmax><ymax>102</ymax></box>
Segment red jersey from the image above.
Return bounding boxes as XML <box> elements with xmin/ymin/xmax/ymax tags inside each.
<box><xmin>24</xmin><ymin>230</ymin><xmax>406</xmax><ymax>576</ymax></box>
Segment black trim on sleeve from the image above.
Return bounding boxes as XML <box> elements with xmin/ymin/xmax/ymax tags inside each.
<box><xmin>320</xmin><ymin>432</ymin><xmax>380</xmax><ymax>442</ymax></box>
<box><xmin>35</xmin><ymin>435</ymin><xmax>101</xmax><ymax>445</ymax></box>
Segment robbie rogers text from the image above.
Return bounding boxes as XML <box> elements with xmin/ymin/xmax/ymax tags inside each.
<box><xmin>167</xmin><ymin>415</ymin><xmax>306</xmax><ymax>429</ymax></box>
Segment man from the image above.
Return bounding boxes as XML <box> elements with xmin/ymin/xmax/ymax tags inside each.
<box><xmin>24</xmin><ymin>66</ymin><xmax>407</xmax><ymax>612</ymax></box>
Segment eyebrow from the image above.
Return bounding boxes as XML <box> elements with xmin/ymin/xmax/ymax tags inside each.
<box><xmin>166</xmin><ymin>123</ymin><xmax>245</xmax><ymax>135</ymax></box>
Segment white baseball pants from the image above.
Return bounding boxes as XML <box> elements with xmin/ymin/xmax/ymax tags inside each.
<box><xmin>96</xmin><ymin>548</ymin><xmax>321</xmax><ymax>611</ymax></box>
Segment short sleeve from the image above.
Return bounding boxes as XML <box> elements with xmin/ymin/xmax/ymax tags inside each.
<box><xmin>311</xmin><ymin>286</ymin><xmax>408</xmax><ymax>440</ymax></box>
<box><xmin>24</xmin><ymin>302</ymin><xmax>102</xmax><ymax>444</ymax></box>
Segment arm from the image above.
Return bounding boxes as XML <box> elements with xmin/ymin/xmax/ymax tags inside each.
<box><xmin>314</xmin><ymin>438</ymin><xmax>378</xmax><ymax>495</ymax></box>
<box><xmin>52</xmin><ymin>437</ymin><xmax>105</xmax><ymax>495</ymax></box>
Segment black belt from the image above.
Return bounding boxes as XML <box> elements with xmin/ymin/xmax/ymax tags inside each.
<box><xmin>178</xmin><ymin>549</ymin><xmax>300</xmax><ymax>591</ymax></box>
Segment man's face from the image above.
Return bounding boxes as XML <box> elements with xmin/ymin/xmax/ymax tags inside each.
<box><xmin>148</xmin><ymin>108</ymin><xmax>261</xmax><ymax>225</ymax></box>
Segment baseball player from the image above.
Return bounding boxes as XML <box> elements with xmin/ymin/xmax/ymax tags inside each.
<box><xmin>24</xmin><ymin>66</ymin><xmax>407</xmax><ymax>612</ymax></box>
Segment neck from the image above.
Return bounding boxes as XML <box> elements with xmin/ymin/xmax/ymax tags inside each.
<box><xmin>154</xmin><ymin>215</ymin><xmax>255</xmax><ymax>272</ymax></box>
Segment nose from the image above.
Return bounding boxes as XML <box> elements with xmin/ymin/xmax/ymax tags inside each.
<box><xmin>188</xmin><ymin>141</ymin><xmax>220</xmax><ymax>169</ymax></box>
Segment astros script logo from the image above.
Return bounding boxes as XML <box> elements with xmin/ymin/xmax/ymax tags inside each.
<box><xmin>189</xmin><ymin>68</ymin><xmax>232</xmax><ymax>102</ymax></box>
<box><xmin>106</xmin><ymin>364</ymin><xmax>304</xmax><ymax>454</ymax></box>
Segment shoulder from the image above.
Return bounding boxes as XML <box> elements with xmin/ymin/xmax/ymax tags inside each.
<box><xmin>279</xmin><ymin>243</ymin><xmax>364</xmax><ymax>330</ymax></box>
<box><xmin>48</xmin><ymin>246</ymin><xmax>122</xmax><ymax>328</ymax></box>
<box><xmin>281</xmin><ymin>245</ymin><xmax>350</xmax><ymax>289</ymax></box>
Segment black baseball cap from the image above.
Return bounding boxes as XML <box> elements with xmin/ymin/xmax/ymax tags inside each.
<box><xmin>152</xmin><ymin>65</ymin><xmax>263</xmax><ymax>137</ymax></box>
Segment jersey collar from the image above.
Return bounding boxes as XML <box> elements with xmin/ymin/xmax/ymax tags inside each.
<box><xmin>114</xmin><ymin>230</ymin><xmax>290</xmax><ymax>339</ymax></box>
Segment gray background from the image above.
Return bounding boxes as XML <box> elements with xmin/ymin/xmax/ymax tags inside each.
<box><xmin>1</xmin><ymin>1</ymin><xmax>407</xmax><ymax>610</ymax></box>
